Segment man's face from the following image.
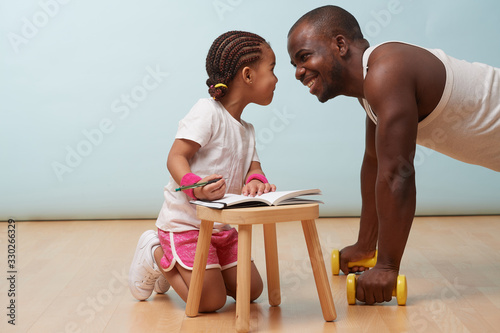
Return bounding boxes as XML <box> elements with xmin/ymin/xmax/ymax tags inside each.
<box><xmin>287</xmin><ymin>22</ymin><xmax>344</xmax><ymax>103</ymax></box>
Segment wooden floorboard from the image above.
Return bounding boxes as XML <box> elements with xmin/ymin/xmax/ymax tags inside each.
<box><xmin>1</xmin><ymin>215</ymin><xmax>499</xmax><ymax>332</ymax></box>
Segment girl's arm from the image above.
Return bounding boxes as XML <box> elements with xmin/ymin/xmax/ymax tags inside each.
<box><xmin>167</xmin><ymin>139</ymin><xmax>226</xmax><ymax>200</ymax></box>
<box><xmin>167</xmin><ymin>139</ymin><xmax>199</xmax><ymax>185</ymax></box>
<box><xmin>242</xmin><ymin>161</ymin><xmax>276</xmax><ymax>196</ymax></box>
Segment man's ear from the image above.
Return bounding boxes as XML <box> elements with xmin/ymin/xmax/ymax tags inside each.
<box><xmin>334</xmin><ymin>35</ymin><xmax>349</xmax><ymax>57</ymax></box>
<box><xmin>241</xmin><ymin>66</ymin><xmax>253</xmax><ymax>85</ymax></box>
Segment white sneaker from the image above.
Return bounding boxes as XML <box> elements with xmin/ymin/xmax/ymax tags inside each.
<box><xmin>154</xmin><ymin>274</ymin><xmax>170</xmax><ymax>294</ymax></box>
<box><xmin>129</xmin><ymin>230</ymin><xmax>161</xmax><ymax>301</ymax></box>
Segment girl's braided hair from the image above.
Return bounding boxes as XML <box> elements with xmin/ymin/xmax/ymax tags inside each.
<box><xmin>206</xmin><ymin>31</ymin><xmax>267</xmax><ymax>100</ymax></box>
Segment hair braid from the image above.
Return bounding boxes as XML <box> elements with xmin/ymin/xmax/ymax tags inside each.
<box><xmin>226</xmin><ymin>41</ymin><xmax>261</xmax><ymax>76</ymax></box>
<box><xmin>206</xmin><ymin>31</ymin><xmax>267</xmax><ymax>100</ymax></box>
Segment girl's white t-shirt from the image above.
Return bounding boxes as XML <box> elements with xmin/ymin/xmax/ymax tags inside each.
<box><xmin>155</xmin><ymin>98</ymin><xmax>260</xmax><ymax>232</ymax></box>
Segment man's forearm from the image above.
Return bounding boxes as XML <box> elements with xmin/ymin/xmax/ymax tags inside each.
<box><xmin>375</xmin><ymin>172</ymin><xmax>416</xmax><ymax>270</ymax></box>
<box><xmin>358</xmin><ymin>153</ymin><xmax>379</xmax><ymax>251</ymax></box>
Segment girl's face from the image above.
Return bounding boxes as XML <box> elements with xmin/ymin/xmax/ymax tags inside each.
<box><xmin>251</xmin><ymin>46</ymin><xmax>278</xmax><ymax>106</ymax></box>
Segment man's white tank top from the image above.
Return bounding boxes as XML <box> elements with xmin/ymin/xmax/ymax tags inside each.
<box><xmin>361</xmin><ymin>42</ymin><xmax>500</xmax><ymax>172</ymax></box>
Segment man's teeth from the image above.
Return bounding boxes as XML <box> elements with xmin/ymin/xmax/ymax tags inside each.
<box><xmin>307</xmin><ymin>80</ymin><xmax>315</xmax><ymax>88</ymax></box>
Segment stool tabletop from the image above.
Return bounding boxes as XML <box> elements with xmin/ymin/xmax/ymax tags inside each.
<box><xmin>196</xmin><ymin>203</ymin><xmax>319</xmax><ymax>225</ymax></box>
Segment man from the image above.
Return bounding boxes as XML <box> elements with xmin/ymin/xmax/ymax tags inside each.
<box><xmin>287</xmin><ymin>5</ymin><xmax>500</xmax><ymax>304</ymax></box>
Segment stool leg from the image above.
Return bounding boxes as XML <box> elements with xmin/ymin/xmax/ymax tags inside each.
<box><xmin>185</xmin><ymin>219</ymin><xmax>214</xmax><ymax>317</ymax></box>
<box><xmin>263</xmin><ymin>223</ymin><xmax>281</xmax><ymax>306</ymax></box>
<box><xmin>236</xmin><ymin>224</ymin><xmax>252</xmax><ymax>333</ymax></box>
<box><xmin>301</xmin><ymin>219</ymin><xmax>337</xmax><ymax>322</ymax></box>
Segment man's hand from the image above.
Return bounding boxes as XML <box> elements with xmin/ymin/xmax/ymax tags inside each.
<box><xmin>193</xmin><ymin>174</ymin><xmax>226</xmax><ymax>201</ymax></box>
<box><xmin>355</xmin><ymin>267</ymin><xmax>398</xmax><ymax>304</ymax></box>
<box><xmin>339</xmin><ymin>243</ymin><xmax>376</xmax><ymax>275</ymax></box>
<box><xmin>242</xmin><ymin>180</ymin><xmax>276</xmax><ymax>197</ymax></box>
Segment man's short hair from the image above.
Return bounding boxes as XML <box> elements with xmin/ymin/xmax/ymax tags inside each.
<box><xmin>289</xmin><ymin>5</ymin><xmax>364</xmax><ymax>41</ymax></box>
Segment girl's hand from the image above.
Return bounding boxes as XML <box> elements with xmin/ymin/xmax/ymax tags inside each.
<box><xmin>193</xmin><ymin>174</ymin><xmax>226</xmax><ymax>201</ymax></box>
<box><xmin>242</xmin><ymin>180</ymin><xmax>276</xmax><ymax>197</ymax></box>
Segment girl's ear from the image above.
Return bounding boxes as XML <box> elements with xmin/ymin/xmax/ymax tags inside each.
<box><xmin>241</xmin><ymin>66</ymin><xmax>253</xmax><ymax>85</ymax></box>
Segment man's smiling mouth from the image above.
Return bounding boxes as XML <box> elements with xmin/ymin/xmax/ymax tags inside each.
<box><xmin>303</xmin><ymin>76</ymin><xmax>318</xmax><ymax>93</ymax></box>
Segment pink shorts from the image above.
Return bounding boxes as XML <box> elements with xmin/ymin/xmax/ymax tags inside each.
<box><xmin>157</xmin><ymin>228</ymin><xmax>240</xmax><ymax>271</ymax></box>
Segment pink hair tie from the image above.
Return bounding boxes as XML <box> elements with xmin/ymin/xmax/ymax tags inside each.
<box><xmin>245</xmin><ymin>173</ymin><xmax>268</xmax><ymax>185</ymax></box>
<box><xmin>180</xmin><ymin>172</ymin><xmax>202</xmax><ymax>199</ymax></box>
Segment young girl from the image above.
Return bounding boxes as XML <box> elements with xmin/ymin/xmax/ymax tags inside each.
<box><xmin>129</xmin><ymin>31</ymin><xmax>278</xmax><ymax>312</ymax></box>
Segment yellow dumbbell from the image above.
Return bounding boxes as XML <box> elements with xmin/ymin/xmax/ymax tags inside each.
<box><xmin>331</xmin><ymin>249</ymin><xmax>378</xmax><ymax>275</ymax></box>
<box><xmin>346</xmin><ymin>273</ymin><xmax>407</xmax><ymax>305</ymax></box>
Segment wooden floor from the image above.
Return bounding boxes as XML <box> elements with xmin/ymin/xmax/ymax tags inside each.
<box><xmin>2</xmin><ymin>215</ymin><xmax>500</xmax><ymax>333</ymax></box>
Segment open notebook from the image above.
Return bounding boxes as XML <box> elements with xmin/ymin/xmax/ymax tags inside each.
<box><xmin>190</xmin><ymin>189</ymin><xmax>323</xmax><ymax>209</ymax></box>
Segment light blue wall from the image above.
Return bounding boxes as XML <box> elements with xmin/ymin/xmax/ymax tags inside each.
<box><xmin>2</xmin><ymin>0</ymin><xmax>499</xmax><ymax>220</ymax></box>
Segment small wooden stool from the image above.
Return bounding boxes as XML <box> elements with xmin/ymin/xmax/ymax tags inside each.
<box><xmin>185</xmin><ymin>203</ymin><xmax>336</xmax><ymax>332</ymax></box>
